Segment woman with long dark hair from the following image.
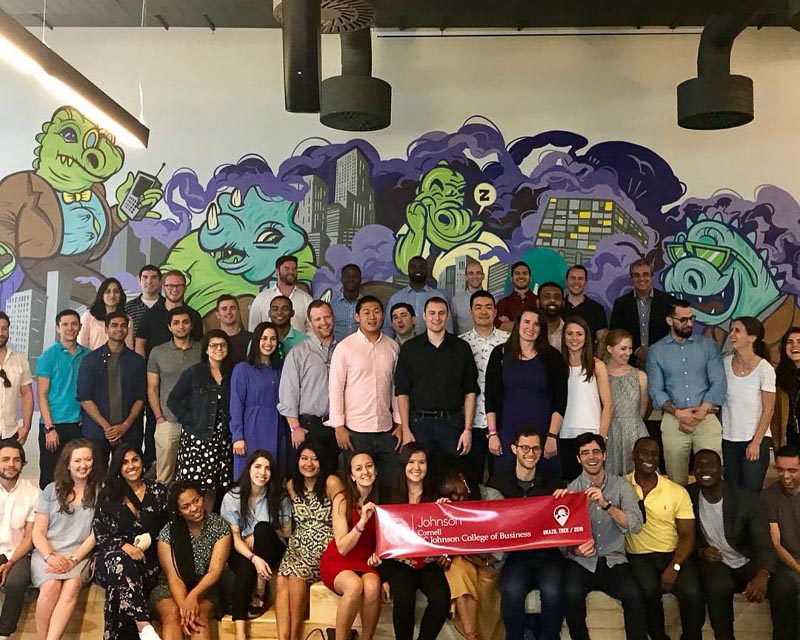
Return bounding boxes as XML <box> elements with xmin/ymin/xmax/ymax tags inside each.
<box><xmin>776</xmin><ymin>327</ymin><xmax>800</xmax><ymax>449</ymax></box>
<box><xmin>168</xmin><ymin>329</ymin><xmax>233</xmax><ymax>511</ymax></box>
<box><xmin>32</xmin><ymin>438</ymin><xmax>101</xmax><ymax>640</ymax></box>
<box><xmin>230</xmin><ymin>322</ymin><xmax>287</xmax><ymax>480</ymax></box>
<box><xmin>220</xmin><ymin>450</ymin><xmax>291</xmax><ymax>640</ymax></box>
<box><xmin>92</xmin><ymin>445</ymin><xmax>169</xmax><ymax>640</ymax></box>
<box><xmin>151</xmin><ymin>482</ymin><xmax>231</xmax><ymax>640</ymax></box>
<box><xmin>275</xmin><ymin>440</ymin><xmax>343</xmax><ymax>640</ymax></box>
<box><xmin>319</xmin><ymin>452</ymin><xmax>382</xmax><ymax>640</ymax></box>
<box><xmin>559</xmin><ymin>316</ymin><xmax>613</xmax><ymax>480</ymax></box>
<box><xmin>79</xmin><ymin>277</ymin><xmax>133</xmax><ymax>349</ymax></box>
<box><xmin>375</xmin><ymin>443</ymin><xmax>450</xmax><ymax>640</ymax></box>
<box><xmin>722</xmin><ymin>316</ymin><xmax>776</xmax><ymax>491</ymax></box>
<box><xmin>485</xmin><ymin>307</ymin><xmax>568</xmax><ymax>478</ymax></box>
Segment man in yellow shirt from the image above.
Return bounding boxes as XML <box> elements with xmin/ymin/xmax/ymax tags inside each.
<box><xmin>625</xmin><ymin>437</ymin><xmax>704</xmax><ymax>640</ymax></box>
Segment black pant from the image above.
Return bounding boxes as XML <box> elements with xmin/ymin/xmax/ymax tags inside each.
<box><xmin>38</xmin><ymin>422</ymin><xmax>82</xmax><ymax>489</ymax></box>
<box><xmin>628</xmin><ymin>552</ymin><xmax>704</xmax><ymax>640</ymax></box>
<box><xmin>559</xmin><ymin>437</ymin><xmax>582</xmax><ymax>482</ymax></box>
<box><xmin>410</xmin><ymin>412</ymin><xmax>465</xmax><ymax>489</ymax></box>
<box><xmin>345</xmin><ymin>429</ymin><xmax>400</xmax><ymax>500</ymax></box>
<box><xmin>380</xmin><ymin>560</ymin><xmax>450</xmax><ymax>640</ymax></box>
<box><xmin>299</xmin><ymin>415</ymin><xmax>340</xmax><ymax>475</ymax></box>
<box><xmin>463</xmin><ymin>429</ymin><xmax>489</xmax><ymax>498</ymax></box>
<box><xmin>564</xmin><ymin>558</ymin><xmax>648</xmax><ymax>640</ymax></box>
<box><xmin>0</xmin><ymin>555</ymin><xmax>30</xmax><ymax>635</ymax></box>
<box><xmin>699</xmin><ymin>558</ymin><xmax>798</xmax><ymax>640</ymax></box>
<box><xmin>228</xmin><ymin>522</ymin><xmax>286</xmax><ymax>621</ymax></box>
<box><xmin>143</xmin><ymin>406</ymin><xmax>156</xmax><ymax>468</ymax></box>
<box><xmin>88</xmin><ymin>425</ymin><xmax>144</xmax><ymax>469</ymax></box>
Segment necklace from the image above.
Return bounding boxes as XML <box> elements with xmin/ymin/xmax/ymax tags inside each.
<box><xmin>733</xmin><ymin>353</ymin><xmax>759</xmax><ymax>376</ymax></box>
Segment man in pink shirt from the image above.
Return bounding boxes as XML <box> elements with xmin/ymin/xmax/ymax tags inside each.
<box><xmin>327</xmin><ymin>295</ymin><xmax>401</xmax><ymax>495</ymax></box>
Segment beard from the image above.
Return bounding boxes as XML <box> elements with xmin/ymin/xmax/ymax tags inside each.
<box><xmin>674</xmin><ymin>325</ymin><xmax>693</xmax><ymax>339</ymax></box>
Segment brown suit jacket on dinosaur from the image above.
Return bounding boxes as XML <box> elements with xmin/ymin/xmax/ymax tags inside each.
<box><xmin>0</xmin><ymin>171</ymin><xmax>125</xmax><ymax>305</ymax></box>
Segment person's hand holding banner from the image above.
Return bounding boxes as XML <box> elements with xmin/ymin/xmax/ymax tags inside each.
<box><xmin>375</xmin><ymin>493</ymin><xmax>591</xmax><ymax>559</ymax></box>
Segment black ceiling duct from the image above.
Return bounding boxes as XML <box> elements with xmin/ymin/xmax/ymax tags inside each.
<box><xmin>319</xmin><ymin>28</ymin><xmax>392</xmax><ymax>131</ymax></box>
<box><xmin>281</xmin><ymin>0</ymin><xmax>321</xmax><ymax>113</ymax></box>
<box><xmin>677</xmin><ymin>14</ymin><xmax>757</xmax><ymax>130</ymax></box>
<box><xmin>790</xmin><ymin>0</ymin><xmax>800</xmax><ymax>31</ymax></box>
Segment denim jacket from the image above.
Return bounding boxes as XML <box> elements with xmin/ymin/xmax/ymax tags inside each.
<box><xmin>167</xmin><ymin>363</ymin><xmax>230</xmax><ymax>440</ymax></box>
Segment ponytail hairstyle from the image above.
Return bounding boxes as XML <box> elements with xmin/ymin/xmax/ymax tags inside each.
<box><xmin>734</xmin><ymin>316</ymin><xmax>768</xmax><ymax>360</ymax></box>
<box><xmin>167</xmin><ymin>481</ymin><xmax>205</xmax><ymax>591</ymax></box>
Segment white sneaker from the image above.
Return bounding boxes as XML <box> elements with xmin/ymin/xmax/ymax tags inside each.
<box><xmin>139</xmin><ymin>624</ymin><xmax>162</xmax><ymax>640</ymax></box>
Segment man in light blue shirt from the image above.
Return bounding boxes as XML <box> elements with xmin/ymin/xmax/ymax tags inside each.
<box><xmin>330</xmin><ymin>263</ymin><xmax>361</xmax><ymax>342</ymax></box>
<box><xmin>646</xmin><ymin>299</ymin><xmax>726</xmax><ymax>485</ymax></box>
<box><xmin>452</xmin><ymin>260</ymin><xmax>485</xmax><ymax>335</ymax></box>
<box><xmin>383</xmin><ymin>256</ymin><xmax>452</xmax><ymax>336</ymax></box>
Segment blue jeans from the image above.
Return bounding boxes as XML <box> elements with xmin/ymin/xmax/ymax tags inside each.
<box><xmin>722</xmin><ymin>437</ymin><xmax>771</xmax><ymax>492</ymax></box>
<box><xmin>500</xmin><ymin>551</ymin><xmax>565</xmax><ymax>640</ymax></box>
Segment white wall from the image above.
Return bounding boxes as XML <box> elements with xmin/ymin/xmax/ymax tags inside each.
<box><xmin>2</xmin><ymin>27</ymin><xmax>800</xmax><ymax>199</ymax></box>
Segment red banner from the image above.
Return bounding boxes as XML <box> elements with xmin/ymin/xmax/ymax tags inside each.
<box><xmin>375</xmin><ymin>493</ymin><xmax>592</xmax><ymax>559</ymax></box>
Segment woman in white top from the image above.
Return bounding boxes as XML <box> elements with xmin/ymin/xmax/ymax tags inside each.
<box><xmin>559</xmin><ymin>317</ymin><xmax>613</xmax><ymax>480</ymax></box>
<box><xmin>722</xmin><ymin>316</ymin><xmax>776</xmax><ymax>492</ymax></box>
<box><xmin>78</xmin><ymin>277</ymin><xmax>134</xmax><ymax>350</ymax></box>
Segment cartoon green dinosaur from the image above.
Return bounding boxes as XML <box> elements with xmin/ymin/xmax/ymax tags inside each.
<box><xmin>394</xmin><ymin>161</ymin><xmax>483</xmax><ymax>273</ymax></box>
<box><xmin>661</xmin><ymin>212</ymin><xmax>783</xmax><ymax>325</ymax></box>
<box><xmin>161</xmin><ymin>185</ymin><xmax>315</xmax><ymax>316</ymax></box>
<box><xmin>0</xmin><ymin>106</ymin><xmax>162</xmax><ymax>303</ymax></box>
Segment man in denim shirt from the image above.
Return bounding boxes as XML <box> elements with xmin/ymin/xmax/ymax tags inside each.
<box><xmin>77</xmin><ymin>310</ymin><xmax>146</xmax><ymax>462</ymax></box>
<box><xmin>559</xmin><ymin>432</ymin><xmax>647</xmax><ymax>640</ymax></box>
<box><xmin>646</xmin><ymin>299</ymin><xmax>726</xmax><ymax>485</ymax></box>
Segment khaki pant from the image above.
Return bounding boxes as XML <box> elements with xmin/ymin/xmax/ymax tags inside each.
<box><xmin>661</xmin><ymin>412</ymin><xmax>722</xmax><ymax>485</ymax></box>
<box><xmin>154</xmin><ymin>420</ymin><xmax>182</xmax><ymax>484</ymax></box>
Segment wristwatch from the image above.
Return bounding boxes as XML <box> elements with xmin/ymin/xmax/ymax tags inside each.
<box><xmin>602</xmin><ymin>502</ymin><xmax>614</xmax><ymax>511</ymax></box>
<box><xmin>44</xmin><ymin>424</ymin><xmax>56</xmax><ymax>434</ymax></box>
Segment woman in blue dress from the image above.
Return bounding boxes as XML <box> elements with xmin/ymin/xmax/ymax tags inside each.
<box><xmin>230</xmin><ymin>321</ymin><xmax>287</xmax><ymax>480</ymax></box>
<box><xmin>485</xmin><ymin>306</ymin><xmax>568</xmax><ymax>479</ymax></box>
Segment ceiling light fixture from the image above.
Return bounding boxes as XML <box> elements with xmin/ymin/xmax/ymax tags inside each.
<box><xmin>0</xmin><ymin>7</ymin><xmax>150</xmax><ymax>148</ymax></box>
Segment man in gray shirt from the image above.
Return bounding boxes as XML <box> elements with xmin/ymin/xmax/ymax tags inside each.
<box><xmin>558</xmin><ymin>432</ymin><xmax>647</xmax><ymax>640</ymax></box>
<box><xmin>278</xmin><ymin>300</ymin><xmax>339</xmax><ymax>472</ymax></box>
<box><xmin>146</xmin><ymin>307</ymin><xmax>202</xmax><ymax>483</ymax></box>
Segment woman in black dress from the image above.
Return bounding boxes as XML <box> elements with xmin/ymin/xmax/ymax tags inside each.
<box><xmin>92</xmin><ymin>445</ymin><xmax>169</xmax><ymax>640</ymax></box>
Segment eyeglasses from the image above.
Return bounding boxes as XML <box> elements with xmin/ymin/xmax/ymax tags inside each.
<box><xmin>207</xmin><ymin>343</ymin><xmax>228</xmax><ymax>350</ymax></box>
<box><xmin>163</xmin><ymin>284</ymin><xmax>186</xmax><ymax>290</ymax></box>
<box><xmin>579</xmin><ymin>448</ymin><xmax>604</xmax><ymax>457</ymax></box>
<box><xmin>0</xmin><ymin>369</ymin><xmax>9</xmax><ymax>389</ymax></box>
<box><xmin>669</xmin><ymin>315</ymin><xmax>696</xmax><ymax>324</ymax></box>
<box><xmin>513</xmin><ymin>444</ymin><xmax>542</xmax><ymax>454</ymax></box>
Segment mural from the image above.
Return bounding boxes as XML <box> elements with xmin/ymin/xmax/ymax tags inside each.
<box><xmin>3</xmin><ymin>107</ymin><xmax>800</xmax><ymax>365</ymax></box>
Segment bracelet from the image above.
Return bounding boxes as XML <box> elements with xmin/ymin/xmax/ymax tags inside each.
<box><xmin>355</xmin><ymin>522</ymin><xmax>365</xmax><ymax>534</ymax></box>
<box><xmin>488</xmin><ymin>432</ymin><xmax>499</xmax><ymax>439</ymax></box>
<box><xmin>44</xmin><ymin>552</ymin><xmax>54</xmax><ymax>563</ymax></box>
<box><xmin>463</xmin><ymin>426</ymin><xmax>472</xmax><ymax>432</ymax></box>
<box><xmin>248</xmin><ymin>553</ymin><xmax>256</xmax><ymax>562</ymax></box>
<box><xmin>289</xmin><ymin>424</ymin><xmax>300</xmax><ymax>432</ymax></box>
<box><xmin>44</xmin><ymin>423</ymin><xmax>56</xmax><ymax>433</ymax></box>
<box><xmin>155</xmin><ymin>414</ymin><xmax>164</xmax><ymax>422</ymax></box>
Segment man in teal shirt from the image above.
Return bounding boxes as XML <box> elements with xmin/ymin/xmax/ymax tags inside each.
<box><xmin>268</xmin><ymin>295</ymin><xmax>306</xmax><ymax>358</ymax></box>
<box><xmin>35</xmin><ymin>309</ymin><xmax>90</xmax><ymax>488</ymax></box>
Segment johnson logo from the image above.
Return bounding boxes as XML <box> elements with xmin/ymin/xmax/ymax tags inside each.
<box><xmin>553</xmin><ymin>505</ymin><xmax>570</xmax><ymax>527</ymax></box>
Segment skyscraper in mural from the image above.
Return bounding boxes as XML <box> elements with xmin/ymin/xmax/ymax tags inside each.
<box><xmin>6</xmin><ymin>288</ymin><xmax>46</xmax><ymax>368</ymax></box>
<box><xmin>333</xmin><ymin>147</ymin><xmax>375</xmax><ymax>247</ymax></box>
<box><xmin>535</xmin><ymin>197</ymin><xmax>648</xmax><ymax>263</ymax></box>
<box><xmin>297</xmin><ymin>175</ymin><xmax>331</xmax><ymax>261</ymax></box>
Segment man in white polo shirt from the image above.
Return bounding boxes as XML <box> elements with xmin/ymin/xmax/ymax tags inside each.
<box><xmin>0</xmin><ymin>440</ymin><xmax>40</xmax><ymax>639</ymax></box>
<box><xmin>248</xmin><ymin>255</ymin><xmax>312</xmax><ymax>333</ymax></box>
<box><xmin>0</xmin><ymin>312</ymin><xmax>32</xmax><ymax>445</ymax></box>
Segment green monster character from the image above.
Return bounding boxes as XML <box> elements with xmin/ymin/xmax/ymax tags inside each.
<box><xmin>161</xmin><ymin>185</ymin><xmax>315</xmax><ymax>316</ymax></box>
<box><xmin>0</xmin><ymin>106</ymin><xmax>161</xmax><ymax>303</ymax></box>
<box><xmin>662</xmin><ymin>212</ymin><xmax>798</xmax><ymax>354</ymax></box>
<box><xmin>394</xmin><ymin>161</ymin><xmax>484</xmax><ymax>273</ymax></box>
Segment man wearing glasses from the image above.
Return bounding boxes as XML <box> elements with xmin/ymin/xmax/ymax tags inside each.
<box><xmin>135</xmin><ymin>269</ymin><xmax>204</xmax><ymax>359</ymax></box>
<box><xmin>646</xmin><ymin>300</ymin><xmax>726</xmax><ymax>485</ymax></box>
<box><xmin>558</xmin><ymin>432</ymin><xmax>647</xmax><ymax>640</ymax></box>
<box><xmin>488</xmin><ymin>426</ymin><xmax>565</xmax><ymax>640</ymax></box>
<box><xmin>0</xmin><ymin>312</ymin><xmax>33</xmax><ymax>446</ymax></box>
<box><xmin>625</xmin><ymin>437</ymin><xmax>704</xmax><ymax>640</ymax></box>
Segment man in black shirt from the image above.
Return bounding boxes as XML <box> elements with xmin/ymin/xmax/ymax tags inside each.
<box><xmin>215</xmin><ymin>294</ymin><xmax>252</xmax><ymax>365</ymax></box>
<box><xmin>563</xmin><ymin>264</ymin><xmax>607</xmax><ymax>343</ymax></box>
<box><xmin>395</xmin><ymin>297</ymin><xmax>479</xmax><ymax>486</ymax></box>
<box><xmin>488</xmin><ymin>426</ymin><xmax>565</xmax><ymax>640</ymax></box>
<box><xmin>135</xmin><ymin>269</ymin><xmax>204</xmax><ymax>359</ymax></box>
<box><xmin>125</xmin><ymin>264</ymin><xmax>163</xmax><ymax>340</ymax></box>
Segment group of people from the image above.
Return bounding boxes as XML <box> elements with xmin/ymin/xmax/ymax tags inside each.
<box><xmin>0</xmin><ymin>252</ymin><xmax>799</xmax><ymax>640</ymax></box>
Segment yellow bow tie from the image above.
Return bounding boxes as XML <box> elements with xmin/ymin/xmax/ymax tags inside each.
<box><xmin>62</xmin><ymin>190</ymin><xmax>92</xmax><ymax>204</ymax></box>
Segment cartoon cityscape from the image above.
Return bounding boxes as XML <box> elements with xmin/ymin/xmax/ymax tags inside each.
<box><xmin>535</xmin><ymin>197</ymin><xmax>648</xmax><ymax>264</ymax></box>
